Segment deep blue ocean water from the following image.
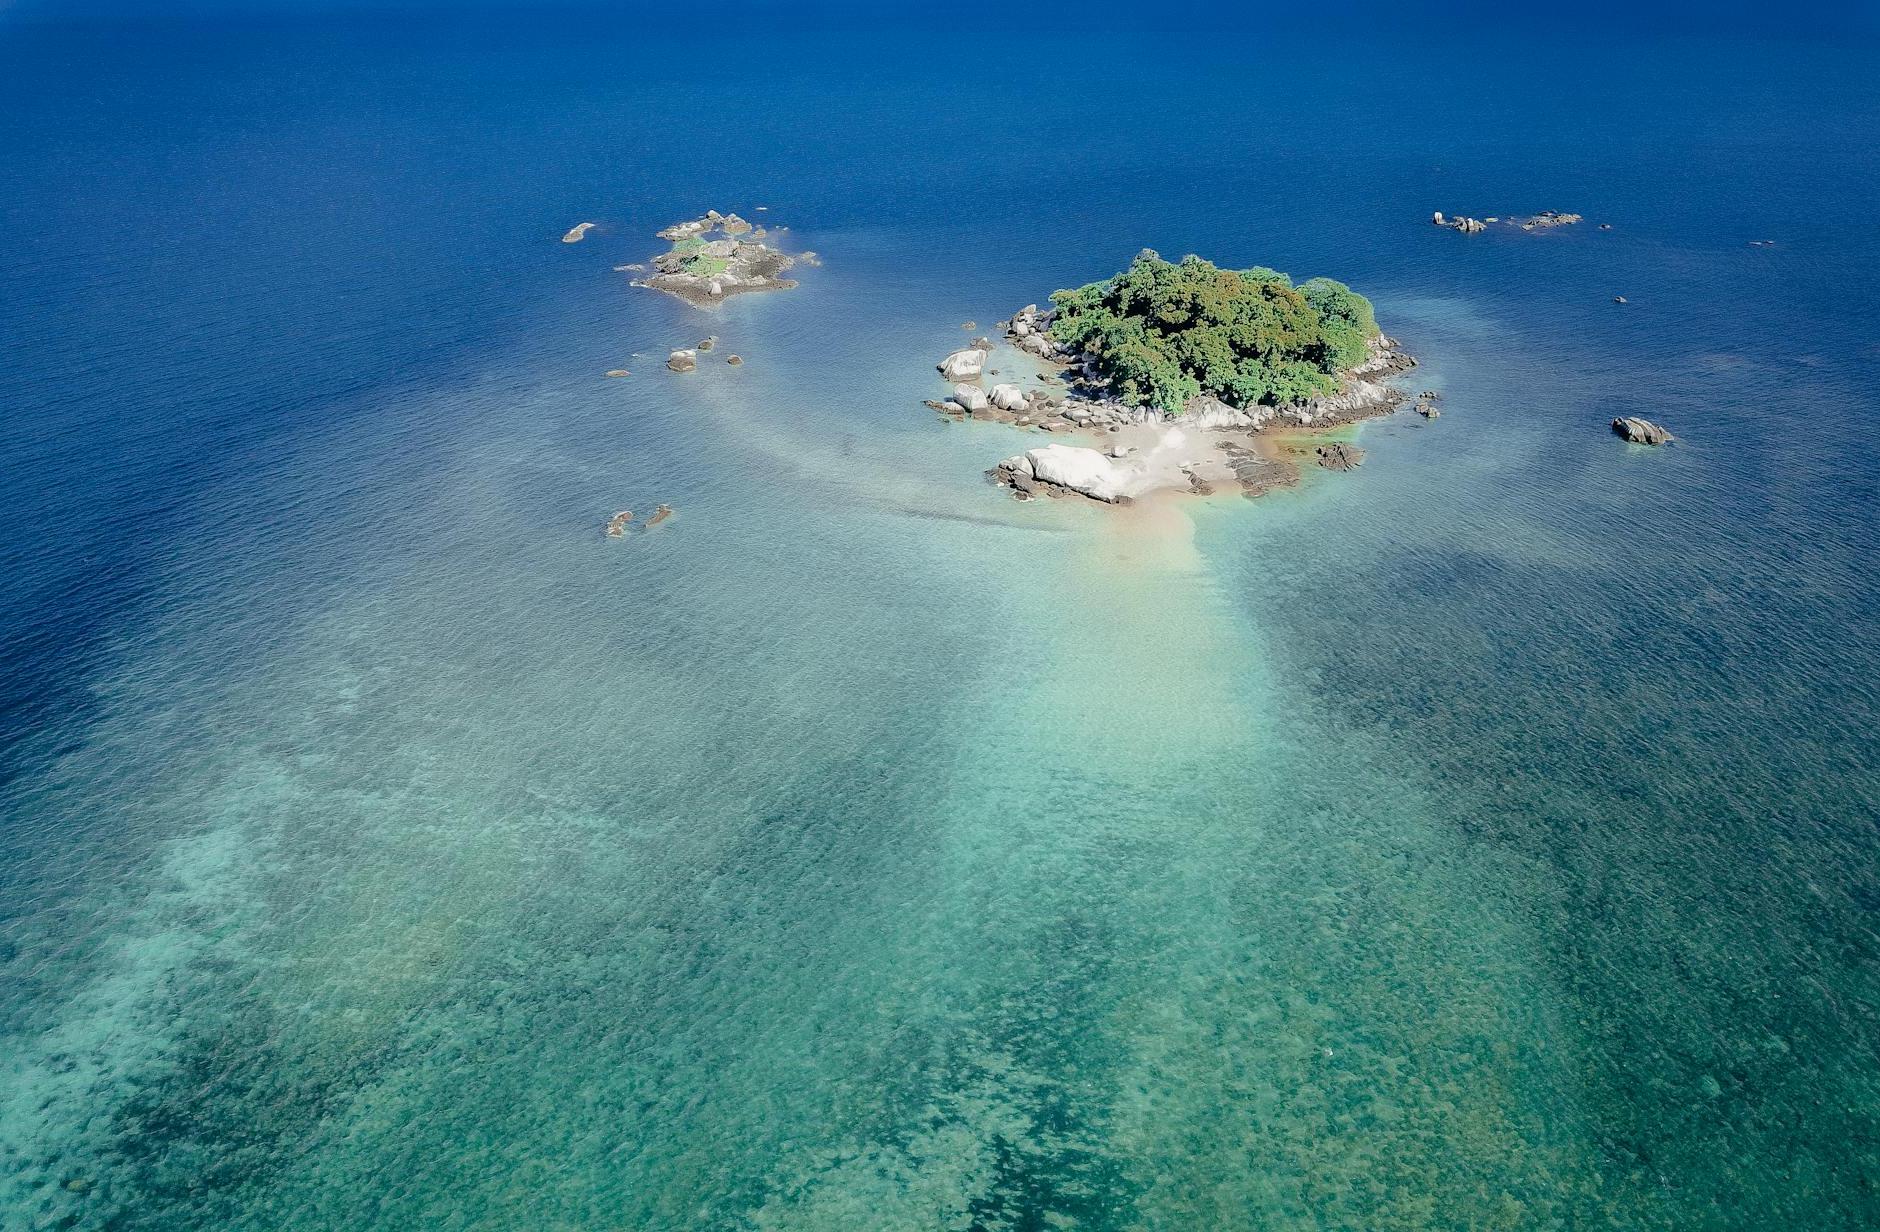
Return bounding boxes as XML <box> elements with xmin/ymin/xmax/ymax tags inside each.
<box><xmin>2</xmin><ymin>11</ymin><xmax>1878</xmax><ymax>1229</ymax></box>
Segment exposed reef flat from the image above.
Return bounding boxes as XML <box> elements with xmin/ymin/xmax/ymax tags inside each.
<box><xmin>632</xmin><ymin>210</ymin><xmax>800</xmax><ymax>307</ymax></box>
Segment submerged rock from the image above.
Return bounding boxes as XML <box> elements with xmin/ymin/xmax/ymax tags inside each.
<box><xmin>1315</xmin><ymin>442</ymin><xmax>1366</xmax><ymax>471</ymax></box>
<box><xmin>1612</xmin><ymin>416</ymin><xmax>1675</xmax><ymax>445</ymax></box>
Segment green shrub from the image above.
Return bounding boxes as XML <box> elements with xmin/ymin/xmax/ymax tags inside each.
<box><xmin>1048</xmin><ymin>251</ymin><xmax>1381</xmax><ymax>413</ymax></box>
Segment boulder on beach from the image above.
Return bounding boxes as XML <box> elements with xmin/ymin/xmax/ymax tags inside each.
<box><xmin>1025</xmin><ymin>444</ymin><xmax>1135</xmax><ymax>503</ymax></box>
<box><xmin>938</xmin><ymin>348</ymin><xmax>987</xmax><ymax>381</ymax></box>
<box><xmin>952</xmin><ymin>383</ymin><xmax>989</xmax><ymax>412</ymax></box>
<box><xmin>989</xmin><ymin>383</ymin><xmax>1028</xmax><ymax>412</ymax></box>
<box><xmin>1612</xmin><ymin>416</ymin><xmax>1674</xmax><ymax>445</ymax></box>
<box><xmin>667</xmin><ymin>349</ymin><xmax>698</xmax><ymax>372</ymax></box>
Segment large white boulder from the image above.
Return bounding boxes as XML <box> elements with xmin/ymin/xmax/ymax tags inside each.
<box><xmin>1025</xmin><ymin>444</ymin><xmax>1137</xmax><ymax>503</ymax></box>
<box><xmin>952</xmin><ymin>383</ymin><xmax>989</xmax><ymax>412</ymax></box>
<box><xmin>938</xmin><ymin>348</ymin><xmax>987</xmax><ymax>381</ymax></box>
<box><xmin>989</xmin><ymin>383</ymin><xmax>1028</xmax><ymax>411</ymax></box>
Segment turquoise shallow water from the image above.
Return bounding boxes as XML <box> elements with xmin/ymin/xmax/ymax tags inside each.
<box><xmin>2</xmin><ymin>14</ymin><xmax>1879</xmax><ymax>1230</ymax></box>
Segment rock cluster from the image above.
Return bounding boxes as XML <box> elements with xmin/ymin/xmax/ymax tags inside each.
<box><xmin>1415</xmin><ymin>390</ymin><xmax>1441</xmax><ymax>418</ymax></box>
<box><xmin>1005</xmin><ymin>304</ymin><xmax>1074</xmax><ymax>362</ymax></box>
<box><xmin>667</xmin><ymin>349</ymin><xmax>697</xmax><ymax>372</ymax></box>
<box><xmin>1612</xmin><ymin>416</ymin><xmax>1675</xmax><ymax>445</ymax></box>
<box><xmin>1433</xmin><ymin>210</ymin><xmax>1584</xmax><ymax>233</ymax></box>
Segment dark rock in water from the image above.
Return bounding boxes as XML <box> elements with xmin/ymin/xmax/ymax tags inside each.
<box><xmin>1612</xmin><ymin>416</ymin><xmax>1675</xmax><ymax>445</ymax></box>
<box><xmin>726</xmin><ymin>354</ymin><xmax>743</xmax><ymax>365</ymax></box>
<box><xmin>647</xmin><ymin>504</ymin><xmax>674</xmax><ymax>527</ymax></box>
<box><xmin>698</xmin><ymin>336</ymin><xmax>717</xmax><ymax>351</ymax></box>
<box><xmin>1315</xmin><ymin>442</ymin><xmax>1366</xmax><ymax>471</ymax></box>
<box><xmin>1613</xmin><ymin>296</ymin><xmax>1628</xmax><ymax>304</ymax></box>
<box><xmin>1416</xmin><ymin>404</ymin><xmax>1441</xmax><ymax>419</ymax></box>
<box><xmin>1218</xmin><ymin>442</ymin><xmax>1298</xmax><ymax>498</ymax></box>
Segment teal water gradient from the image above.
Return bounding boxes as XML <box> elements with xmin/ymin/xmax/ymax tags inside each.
<box><xmin>1</xmin><ymin>15</ymin><xmax>1877</xmax><ymax>1230</ymax></box>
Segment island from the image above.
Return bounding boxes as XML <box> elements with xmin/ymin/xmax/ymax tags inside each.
<box><xmin>631</xmin><ymin>210</ymin><xmax>800</xmax><ymax>307</ymax></box>
<box><xmin>927</xmin><ymin>250</ymin><xmax>1419</xmax><ymax>505</ymax></box>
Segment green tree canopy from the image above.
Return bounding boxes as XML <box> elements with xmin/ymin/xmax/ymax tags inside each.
<box><xmin>1047</xmin><ymin>251</ymin><xmax>1381</xmax><ymax>413</ymax></box>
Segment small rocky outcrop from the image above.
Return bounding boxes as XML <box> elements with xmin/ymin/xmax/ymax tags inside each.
<box><xmin>605</xmin><ymin>369</ymin><xmax>631</xmax><ymax>378</ymax></box>
<box><xmin>1612</xmin><ymin>416</ymin><xmax>1674</xmax><ymax>445</ymax></box>
<box><xmin>605</xmin><ymin>510</ymin><xmax>633</xmax><ymax>536</ymax></box>
<box><xmin>1010</xmin><ymin>444</ymin><xmax>1137</xmax><ymax>503</ymax></box>
<box><xmin>1315</xmin><ymin>442</ymin><xmax>1366</xmax><ymax>471</ymax></box>
<box><xmin>667</xmin><ymin>349</ymin><xmax>697</xmax><ymax>372</ymax></box>
<box><xmin>647</xmin><ymin>504</ymin><xmax>674</xmax><ymax>527</ymax></box>
<box><xmin>562</xmin><ymin>222</ymin><xmax>596</xmax><ymax>243</ymax></box>
<box><xmin>636</xmin><ymin>211</ymin><xmax>801</xmax><ymax>307</ymax></box>
<box><xmin>726</xmin><ymin>354</ymin><xmax>743</xmax><ymax>365</ymax></box>
<box><xmin>1415</xmin><ymin>389</ymin><xmax>1441</xmax><ymax>418</ymax></box>
<box><xmin>1518</xmin><ymin>211</ymin><xmax>1583</xmax><ymax>229</ymax></box>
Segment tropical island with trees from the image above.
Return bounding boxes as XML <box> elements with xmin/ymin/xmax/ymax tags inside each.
<box><xmin>927</xmin><ymin>250</ymin><xmax>1420</xmax><ymax>504</ymax></box>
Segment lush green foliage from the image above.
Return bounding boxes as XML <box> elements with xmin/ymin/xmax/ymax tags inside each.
<box><xmin>1048</xmin><ymin>251</ymin><xmax>1380</xmax><ymax>412</ymax></box>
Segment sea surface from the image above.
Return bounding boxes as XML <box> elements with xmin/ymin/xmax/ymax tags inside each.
<box><xmin>2</xmin><ymin>12</ymin><xmax>1878</xmax><ymax>1230</ymax></box>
